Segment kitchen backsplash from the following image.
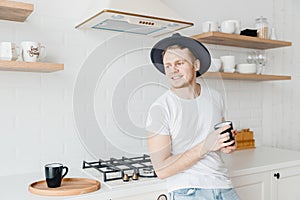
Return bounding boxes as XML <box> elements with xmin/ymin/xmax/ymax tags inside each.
<box><xmin>0</xmin><ymin>0</ymin><xmax>299</xmax><ymax>176</ymax></box>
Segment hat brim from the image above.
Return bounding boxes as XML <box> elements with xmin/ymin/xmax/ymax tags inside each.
<box><xmin>150</xmin><ymin>34</ymin><xmax>211</xmax><ymax>77</ymax></box>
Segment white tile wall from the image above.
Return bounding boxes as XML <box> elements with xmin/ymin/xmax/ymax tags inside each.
<box><xmin>0</xmin><ymin>0</ymin><xmax>299</xmax><ymax>176</ymax></box>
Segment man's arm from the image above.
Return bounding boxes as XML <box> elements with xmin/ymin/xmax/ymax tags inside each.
<box><xmin>147</xmin><ymin>125</ymin><xmax>234</xmax><ymax>179</ymax></box>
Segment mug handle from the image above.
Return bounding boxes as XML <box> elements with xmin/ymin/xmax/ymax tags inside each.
<box><xmin>62</xmin><ymin>166</ymin><xmax>68</xmax><ymax>179</ymax></box>
<box><xmin>39</xmin><ymin>45</ymin><xmax>46</xmax><ymax>59</ymax></box>
<box><xmin>13</xmin><ymin>46</ymin><xmax>20</xmax><ymax>61</ymax></box>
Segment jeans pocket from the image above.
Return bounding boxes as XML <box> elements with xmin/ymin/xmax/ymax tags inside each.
<box><xmin>172</xmin><ymin>188</ymin><xmax>196</xmax><ymax>199</ymax></box>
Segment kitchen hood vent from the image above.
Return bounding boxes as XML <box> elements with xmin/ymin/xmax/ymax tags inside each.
<box><xmin>75</xmin><ymin>0</ymin><xmax>193</xmax><ymax>37</ymax></box>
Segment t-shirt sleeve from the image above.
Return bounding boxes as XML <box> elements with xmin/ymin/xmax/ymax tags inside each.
<box><xmin>145</xmin><ymin>104</ymin><xmax>170</xmax><ymax>135</ymax></box>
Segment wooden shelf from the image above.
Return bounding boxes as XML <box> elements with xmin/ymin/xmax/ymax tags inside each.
<box><xmin>191</xmin><ymin>32</ymin><xmax>292</xmax><ymax>50</ymax></box>
<box><xmin>202</xmin><ymin>72</ymin><xmax>291</xmax><ymax>81</ymax></box>
<box><xmin>0</xmin><ymin>60</ymin><xmax>64</xmax><ymax>73</ymax></box>
<box><xmin>0</xmin><ymin>1</ymin><xmax>34</xmax><ymax>22</ymax></box>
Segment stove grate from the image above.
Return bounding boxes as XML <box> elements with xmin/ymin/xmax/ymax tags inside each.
<box><xmin>83</xmin><ymin>154</ymin><xmax>157</xmax><ymax>182</ymax></box>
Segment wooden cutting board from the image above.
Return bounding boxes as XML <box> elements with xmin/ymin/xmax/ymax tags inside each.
<box><xmin>28</xmin><ymin>178</ymin><xmax>101</xmax><ymax>196</ymax></box>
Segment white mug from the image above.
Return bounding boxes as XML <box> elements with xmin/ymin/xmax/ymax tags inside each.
<box><xmin>21</xmin><ymin>41</ymin><xmax>46</xmax><ymax>62</ymax></box>
<box><xmin>220</xmin><ymin>20</ymin><xmax>236</xmax><ymax>34</ymax></box>
<box><xmin>226</xmin><ymin>20</ymin><xmax>241</xmax><ymax>34</ymax></box>
<box><xmin>202</xmin><ymin>21</ymin><xmax>219</xmax><ymax>33</ymax></box>
<box><xmin>0</xmin><ymin>42</ymin><xmax>19</xmax><ymax>61</ymax></box>
<box><xmin>220</xmin><ymin>55</ymin><xmax>235</xmax><ymax>71</ymax></box>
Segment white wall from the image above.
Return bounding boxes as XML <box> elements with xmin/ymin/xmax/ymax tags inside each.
<box><xmin>262</xmin><ymin>0</ymin><xmax>300</xmax><ymax>149</ymax></box>
<box><xmin>0</xmin><ymin>0</ymin><xmax>299</xmax><ymax>176</ymax></box>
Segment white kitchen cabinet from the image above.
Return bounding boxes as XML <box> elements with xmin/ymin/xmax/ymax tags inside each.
<box><xmin>232</xmin><ymin>171</ymin><xmax>271</xmax><ymax>200</ymax></box>
<box><xmin>271</xmin><ymin>165</ymin><xmax>300</xmax><ymax>200</ymax></box>
<box><xmin>231</xmin><ymin>165</ymin><xmax>300</xmax><ymax>200</ymax></box>
<box><xmin>112</xmin><ymin>190</ymin><xmax>168</xmax><ymax>200</ymax></box>
<box><xmin>223</xmin><ymin>147</ymin><xmax>300</xmax><ymax>200</ymax></box>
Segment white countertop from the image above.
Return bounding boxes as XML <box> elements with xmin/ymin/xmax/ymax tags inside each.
<box><xmin>0</xmin><ymin>166</ymin><xmax>165</xmax><ymax>200</ymax></box>
<box><xmin>222</xmin><ymin>146</ymin><xmax>300</xmax><ymax>177</ymax></box>
<box><xmin>0</xmin><ymin>169</ymin><xmax>105</xmax><ymax>200</ymax></box>
<box><xmin>2</xmin><ymin>146</ymin><xmax>300</xmax><ymax>200</ymax></box>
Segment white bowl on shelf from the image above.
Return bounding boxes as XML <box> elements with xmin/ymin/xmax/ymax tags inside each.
<box><xmin>236</xmin><ymin>63</ymin><xmax>257</xmax><ymax>74</ymax></box>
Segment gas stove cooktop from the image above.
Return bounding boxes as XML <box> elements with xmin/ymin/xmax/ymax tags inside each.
<box><xmin>82</xmin><ymin>154</ymin><xmax>159</xmax><ymax>189</ymax></box>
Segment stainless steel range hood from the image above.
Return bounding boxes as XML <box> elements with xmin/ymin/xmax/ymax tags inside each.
<box><xmin>75</xmin><ymin>0</ymin><xmax>193</xmax><ymax>37</ymax></box>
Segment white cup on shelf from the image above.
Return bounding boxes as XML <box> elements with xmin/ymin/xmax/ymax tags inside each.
<box><xmin>220</xmin><ymin>20</ymin><xmax>236</xmax><ymax>34</ymax></box>
<box><xmin>0</xmin><ymin>42</ymin><xmax>19</xmax><ymax>61</ymax></box>
<box><xmin>202</xmin><ymin>21</ymin><xmax>219</xmax><ymax>33</ymax></box>
<box><xmin>225</xmin><ymin>20</ymin><xmax>241</xmax><ymax>34</ymax></box>
<box><xmin>21</xmin><ymin>41</ymin><xmax>46</xmax><ymax>62</ymax></box>
<box><xmin>220</xmin><ymin>55</ymin><xmax>235</xmax><ymax>71</ymax></box>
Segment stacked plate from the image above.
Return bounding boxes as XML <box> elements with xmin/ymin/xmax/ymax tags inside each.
<box><xmin>236</xmin><ymin>63</ymin><xmax>257</xmax><ymax>74</ymax></box>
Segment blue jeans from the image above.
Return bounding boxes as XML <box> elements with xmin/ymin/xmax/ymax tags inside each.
<box><xmin>169</xmin><ymin>188</ymin><xmax>240</xmax><ymax>200</ymax></box>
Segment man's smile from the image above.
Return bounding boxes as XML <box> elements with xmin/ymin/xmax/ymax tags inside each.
<box><xmin>171</xmin><ymin>74</ymin><xmax>183</xmax><ymax>80</ymax></box>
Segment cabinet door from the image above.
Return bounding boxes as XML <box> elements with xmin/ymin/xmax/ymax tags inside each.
<box><xmin>113</xmin><ymin>191</ymin><xmax>169</xmax><ymax>200</ymax></box>
<box><xmin>231</xmin><ymin>172</ymin><xmax>271</xmax><ymax>200</ymax></box>
<box><xmin>272</xmin><ymin>165</ymin><xmax>300</xmax><ymax>200</ymax></box>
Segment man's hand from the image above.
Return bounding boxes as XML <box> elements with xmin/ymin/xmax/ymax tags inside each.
<box><xmin>200</xmin><ymin>125</ymin><xmax>235</xmax><ymax>155</ymax></box>
<box><xmin>221</xmin><ymin>130</ymin><xmax>237</xmax><ymax>154</ymax></box>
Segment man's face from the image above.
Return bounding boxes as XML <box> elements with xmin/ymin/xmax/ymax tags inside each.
<box><xmin>162</xmin><ymin>48</ymin><xmax>199</xmax><ymax>89</ymax></box>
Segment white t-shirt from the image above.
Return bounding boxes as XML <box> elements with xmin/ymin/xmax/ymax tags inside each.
<box><xmin>146</xmin><ymin>84</ymin><xmax>233</xmax><ymax>192</ymax></box>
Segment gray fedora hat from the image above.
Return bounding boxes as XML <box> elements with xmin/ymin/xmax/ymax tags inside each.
<box><xmin>150</xmin><ymin>33</ymin><xmax>211</xmax><ymax>77</ymax></box>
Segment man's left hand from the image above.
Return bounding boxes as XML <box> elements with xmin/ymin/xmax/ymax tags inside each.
<box><xmin>221</xmin><ymin>130</ymin><xmax>237</xmax><ymax>154</ymax></box>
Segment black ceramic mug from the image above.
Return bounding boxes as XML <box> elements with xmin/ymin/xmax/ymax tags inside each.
<box><xmin>214</xmin><ymin>121</ymin><xmax>235</xmax><ymax>146</ymax></box>
<box><xmin>45</xmin><ymin>163</ymin><xmax>68</xmax><ymax>188</ymax></box>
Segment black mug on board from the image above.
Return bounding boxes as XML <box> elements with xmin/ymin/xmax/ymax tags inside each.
<box><xmin>45</xmin><ymin>163</ymin><xmax>68</xmax><ymax>188</ymax></box>
<box><xmin>214</xmin><ymin>121</ymin><xmax>235</xmax><ymax>146</ymax></box>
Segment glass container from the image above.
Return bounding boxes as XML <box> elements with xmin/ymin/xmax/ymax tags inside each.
<box><xmin>255</xmin><ymin>16</ymin><xmax>269</xmax><ymax>39</ymax></box>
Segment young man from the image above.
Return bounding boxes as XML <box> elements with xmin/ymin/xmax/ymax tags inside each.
<box><xmin>146</xmin><ymin>33</ymin><xmax>240</xmax><ymax>200</ymax></box>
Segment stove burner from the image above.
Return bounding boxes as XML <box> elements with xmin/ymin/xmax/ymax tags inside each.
<box><xmin>83</xmin><ymin>154</ymin><xmax>157</xmax><ymax>182</ymax></box>
<box><xmin>142</xmin><ymin>168</ymin><xmax>154</xmax><ymax>174</ymax></box>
